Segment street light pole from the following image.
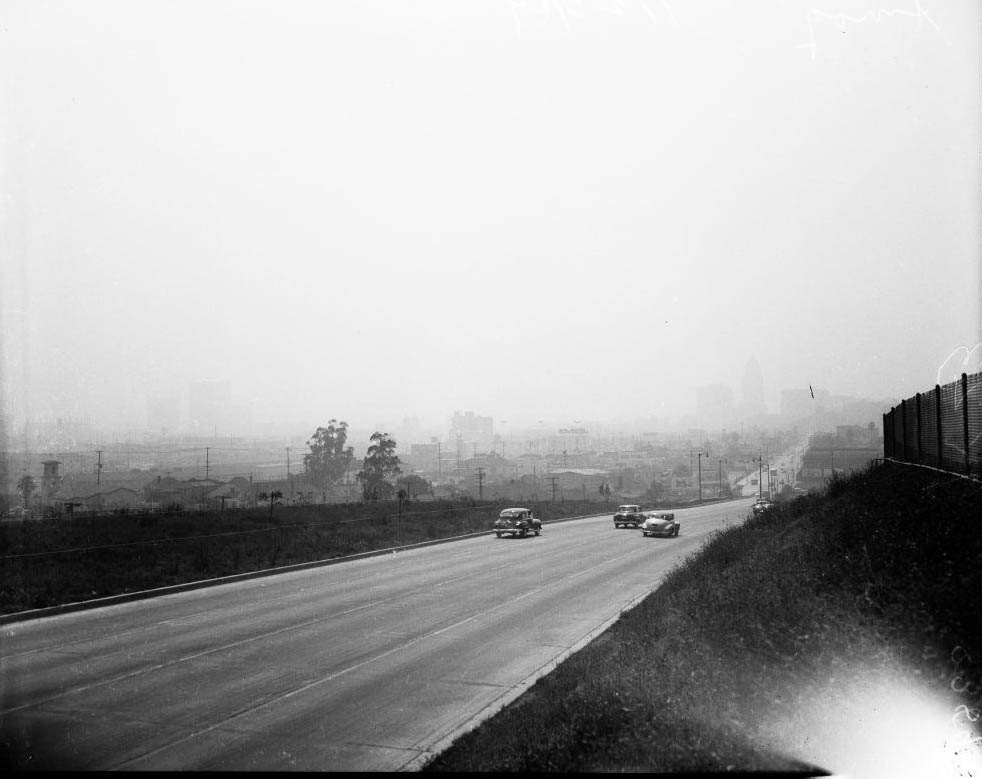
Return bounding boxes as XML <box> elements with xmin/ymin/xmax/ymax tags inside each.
<box><xmin>286</xmin><ymin>447</ymin><xmax>292</xmax><ymax>501</ymax></box>
<box><xmin>754</xmin><ymin>454</ymin><xmax>764</xmax><ymax>501</ymax></box>
<box><xmin>697</xmin><ymin>452</ymin><xmax>707</xmax><ymax>502</ymax></box>
<box><xmin>688</xmin><ymin>450</ymin><xmax>702</xmax><ymax>500</ymax></box>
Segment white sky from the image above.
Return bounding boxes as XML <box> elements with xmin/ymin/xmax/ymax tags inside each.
<box><xmin>1</xmin><ymin>0</ymin><xmax>979</xmax><ymax>434</ymax></box>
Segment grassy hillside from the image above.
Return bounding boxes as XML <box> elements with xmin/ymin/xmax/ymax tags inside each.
<box><xmin>423</xmin><ymin>463</ymin><xmax>982</xmax><ymax>776</ymax></box>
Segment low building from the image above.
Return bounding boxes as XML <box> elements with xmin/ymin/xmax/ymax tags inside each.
<box><xmin>545</xmin><ymin>468</ymin><xmax>609</xmax><ymax>500</ymax></box>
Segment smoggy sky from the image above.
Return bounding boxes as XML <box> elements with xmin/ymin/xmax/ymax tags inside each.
<box><xmin>1</xmin><ymin>0</ymin><xmax>979</xmax><ymax>435</ymax></box>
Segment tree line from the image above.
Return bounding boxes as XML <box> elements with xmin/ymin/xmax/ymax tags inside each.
<box><xmin>304</xmin><ymin>420</ymin><xmax>430</xmax><ymax>503</ymax></box>
<box><xmin>11</xmin><ymin>422</ymin><xmax>425</xmax><ymax>516</ymax></box>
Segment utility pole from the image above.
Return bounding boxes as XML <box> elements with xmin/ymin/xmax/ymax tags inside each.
<box><xmin>286</xmin><ymin>447</ymin><xmax>292</xmax><ymax>500</ymax></box>
<box><xmin>205</xmin><ymin>447</ymin><xmax>210</xmax><ymax>481</ymax></box>
<box><xmin>754</xmin><ymin>454</ymin><xmax>764</xmax><ymax>500</ymax></box>
<box><xmin>717</xmin><ymin>458</ymin><xmax>728</xmax><ymax>497</ymax></box>
<box><xmin>437</xmin><ymin>442</ymin><xmax>442</xmax><ymax>479</ymax></box>
<box><xmin>697</xmin><ymin>452</ymin><xmax>705</xmax><ymax>503</ymax></box>
<box><xmin>688</xmin><ymin>450</ymin><xmax>704</xmax><ymax>500</ymax></box>
<box><xmin>96</xmin><ymin>450</ymin><xmax>103</xmax><ymax>486</ymax></box>
<box><xmin>548</xmin><ymin>476</ymin><xmax>559</xmax><ymax>502</ymax></box>
<box><xmin>476</xmin><ymin>467</ymin><xmax>485</xmax><ymax>500</ymax></box>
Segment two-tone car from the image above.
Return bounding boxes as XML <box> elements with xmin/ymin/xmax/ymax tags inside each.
<box><xmin>613</xmin><ymin>504</ymin><xmax>645</xmax><ymax>529</ymax></box>
<box><xmin>751</xmin><ymin>499</ymin><xmax>774</xmax><ymax>516</ymax></box>
<box><xmin>641</xmin><ymin>512</ymin><xmax>680</xmax><ymax>538</ymax></box>
<box><xmin>493</xmin><ymin>507</ymin><xmax>542</xmax><ymax>538</ymax></box>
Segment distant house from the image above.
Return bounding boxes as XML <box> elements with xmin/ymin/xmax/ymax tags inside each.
<box><xmin>461</xmin><ymin>453</ymin><xmax>515</xmax><ymax>481</ymax></box>
<box><xmin>56</xmin><ymin>487</ymin><xmax>143</xmax><ymax>513</ymax></box>
<box><xmin>93</xmin><ymin>487</ymin><xmax>143</xmax><ymax>511</ymax></box>
<box><xmin>513</xmin><ymin>454</ymin><xmax>549</xmax><ymax>478</ymax></box>
<box><xmin>144</xmin><ymin>476</ymin><xmax>223</xmax><ymax>509</ymax></box>
<box><xmin>48</xmin><ymin>470</ymin><xmax>157</xmax><ymax>513</ymax></box>
<box><xmin>203</xmin><ymin>476</ymin><xmax>267</xmax><ymax>509</ymax></box>
<box><xmin>545</xmin><ymin>468</ymin><xmax>609</xmax><ymax>498</ymax></box>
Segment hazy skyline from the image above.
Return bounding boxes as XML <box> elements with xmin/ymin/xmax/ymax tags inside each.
<box><xmin>2</xmin><ymin>0</ymin><xmax>979</xmax><ymax>437</ymax></box>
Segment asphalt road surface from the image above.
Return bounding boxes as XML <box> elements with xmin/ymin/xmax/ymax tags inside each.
<box><xmin>1</xmin><ymin>499</ymin><xmax>753</xmax><ymax>771</ymax></box>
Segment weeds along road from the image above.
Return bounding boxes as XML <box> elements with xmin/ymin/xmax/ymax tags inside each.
<box><xmin>1</xmin><ymin>499</ymin><xmax>753</xmax><ymax>771</ymax></box>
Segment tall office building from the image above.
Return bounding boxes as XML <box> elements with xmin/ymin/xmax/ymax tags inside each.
<box><xmin>739</xmin><ymin>357</ymin><xmax>767</xmax><ymax>418</ymax></box>
<box><xmin>449</xmin><ymin>410</ymin><xmax>494</xmax><ymax>455</ymax></box>
<box><xmin>695</xmin><ymin>384</ymin><xmax>735</xmax><ymax>431</ymax></box>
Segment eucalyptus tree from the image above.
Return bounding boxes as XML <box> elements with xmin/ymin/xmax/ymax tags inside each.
<box><xmin>357</xmin><ymin>432</ymin><xmax>401</xmax><ymax>501</ymax></box>
<box><xmin>304</xmin><ymin>420</ymin><xmax>354</xmax><ymax>492</ymax></box>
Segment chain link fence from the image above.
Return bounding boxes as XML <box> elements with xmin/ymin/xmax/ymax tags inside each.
<box><xmin>883</xmin><ymin>372</ymin><xmax>982</xmax><ymax>476</ymax></box>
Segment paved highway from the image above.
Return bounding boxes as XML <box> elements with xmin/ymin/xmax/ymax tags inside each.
<box><xmin>1</xmin><ymin>499</ymin><xmax>753</xmax><ymax>771</ymax></box>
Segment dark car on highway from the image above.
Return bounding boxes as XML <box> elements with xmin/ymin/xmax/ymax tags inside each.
<box><xmin>613</xmin><ymin>504</ymin><xmax>645</xmax><ymax>528</ymax></box>
<box><xmin>751</xmin><ymin>499</ymin><xmax>774</xmax><ymax>516</ymax></box>
<box><xmin>494</xmin><ymin>507</ymin><xmax>542</xmax><ymax>538</ymax></box>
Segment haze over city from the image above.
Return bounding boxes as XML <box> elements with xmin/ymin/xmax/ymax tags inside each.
<box><xmin>1</xmin><ymin>0</ymin><xmax>979</xmax><ymax>441</ymax></box>
<box><xmin>3</xmin><ymin>5</ymin><xmax>982</xmax><ymax>776</ymax></box>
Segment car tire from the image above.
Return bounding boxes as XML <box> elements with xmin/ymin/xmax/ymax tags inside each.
<box><xmin>674</xmin><ymin>527</ymin><xmax>679</xmax><ymax>537</ymax></box>
<box><xmin>520</xmin><ymin>529</ymin><xmax>527</xmax><ymax>538</ymax></box>
<box><xmin>496</xmin><ymin>532</ymin><xmax>501</xmax><ymax>538</ymax></box>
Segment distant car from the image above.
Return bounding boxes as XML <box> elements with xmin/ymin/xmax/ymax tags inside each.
<box><xmin>751</xmin><ymin>500</ymin><xmax>774</xmax><ymax>516</ymax></box>
<box><xmin>494</xmin><ymin>507</ymin><xmax>542</xmax><ymax>538</ymax></box>
<box><xmin>641</xmin><ymin>512</ymin><xmax>680</xmax><ymax>538</ymax></box>
<box><xmin>613</xmin><ymin>504</ymin><xmax>645</xmax><ymax>528</ymax></box>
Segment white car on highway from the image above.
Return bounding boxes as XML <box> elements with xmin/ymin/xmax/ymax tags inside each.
<box><xmin>641</xmin><ymin>512</ymin><xmax>680</xmax><ymax>538</ymax></box>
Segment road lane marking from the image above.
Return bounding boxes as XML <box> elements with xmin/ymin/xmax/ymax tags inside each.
<box><xmin>0</xmin><ymin>600</ymin><xmax>384</xmax><ymax>716</ymax></box>
<box><xmin>110</xmin><ymin>545</ymin><xmax>687</xmax><ymax>768</ymax></box>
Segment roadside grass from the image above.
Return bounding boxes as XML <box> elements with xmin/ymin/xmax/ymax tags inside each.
<box><xmin>423</xmin><ymin>462</ymin><xmax>982</xmax><ymax>775</ymax></box>
<box><xmin>0</xmin><ymin>499</ymin><xmax>606</xmax><ymax>615</ymax></box>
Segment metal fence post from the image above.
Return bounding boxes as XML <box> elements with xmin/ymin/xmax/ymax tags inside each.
<box><xmin>882</xmin><ymin>412</ymin><xmax>890</xmax><ymax>458</ymax></box>
<box><xmin>963</xmin><ymin>373</ymin><xmax>971</xmax><ymax>475</ymax></box>
<box><xmin>900</xmin><ymin>399</ymin><xmax>907</xmax><ymax>462</ymax></box>
<box><xmin>915</xmin><ymin>392</ymin><xmax>923</xmax><ymax>463</ymax></box>
<box><xmin>936</xmin><ymin>384</ymin><xmax>944</xmax><ymax>469</ymax></box>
